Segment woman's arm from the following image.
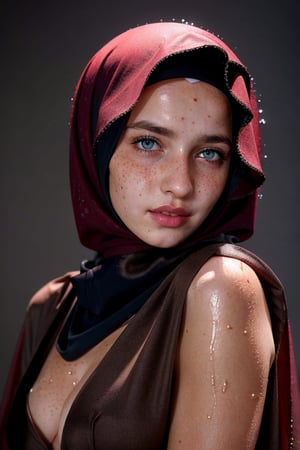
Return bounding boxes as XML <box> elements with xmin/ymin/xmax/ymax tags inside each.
<box><xmin>168</xmin><ymin>256</ymin><xmax>275</xmax><ymax>450</ymax></box>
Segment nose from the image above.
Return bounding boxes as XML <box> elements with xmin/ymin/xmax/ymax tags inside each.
<box><xmin>160</xmin><ymin>155</ymin><xmax>193</xmax><ymax>198</ymax></box>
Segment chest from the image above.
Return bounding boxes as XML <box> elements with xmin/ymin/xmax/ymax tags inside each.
<box><xmin>27</xmin><ymin>322</ymin><xmax>127</xmax><ymax>448</ymax></box>
<box><xmin>18</xmin><ymin>262</ymin><xmax>190</xmax><ymax>449</ymax></box>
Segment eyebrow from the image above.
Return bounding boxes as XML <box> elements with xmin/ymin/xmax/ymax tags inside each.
<box><xmin>204</xmin><ymin>134</ymin><xmax>233</xmax><ymax>148</ymax></box>
<box><xmin>126</xmin><ymin>120</ymin><xmax>176</xmax><ymax>138</ymax></box>
<box><xmin>126</xmin><ymin>120</ymin><xmax>232</xmax><ymax>148</ymax></box>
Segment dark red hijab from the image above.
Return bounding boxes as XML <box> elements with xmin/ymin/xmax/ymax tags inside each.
<box><xmin>69</xmin><ymin>22</ymin><xmax>264</xmax><ymax>257</ymax></box>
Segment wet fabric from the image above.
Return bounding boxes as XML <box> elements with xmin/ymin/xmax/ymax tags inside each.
<box><xmin>1</xmin><ymin>244</ymin><xmax>299</xmax><ymax>449</ymax></box>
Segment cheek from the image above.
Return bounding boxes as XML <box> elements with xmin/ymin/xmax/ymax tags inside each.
<box><xmin>110</xmin><ymin>159</ymin><xmax>149</xmax><ymax>202</ymax></box>
<box><xmin>195</xmin><ymin>171</ymin><xmax>228</xmax><ymax>201</ymax></box>
<box><xmin>110</xmin><ymin>166</ymin><xmax>124</xmax><ymax>197</ymax></box>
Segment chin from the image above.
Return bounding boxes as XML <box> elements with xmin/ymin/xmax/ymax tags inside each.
<box><xmin>145</xmin><ymin>236</ymin><xmax>189</xmax><ymax>249</ymax></box>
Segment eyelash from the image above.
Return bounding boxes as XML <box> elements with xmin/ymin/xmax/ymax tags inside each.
<box><xmin>133</xmin><ymin>135</ymin><xmax>161</xmax><ymax>152</ymax></box>
<box><xmin>198</xmin><ymin>148</ymin><xmax>226</xmax><ymax>162</ymax></box>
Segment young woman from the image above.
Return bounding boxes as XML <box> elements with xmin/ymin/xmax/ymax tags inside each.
<box><xmin>1</xmin><ymin>21</ymin><xmax>299</xmax><ymax>449</ymax></box>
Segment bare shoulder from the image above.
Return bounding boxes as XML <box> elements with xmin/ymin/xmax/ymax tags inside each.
<box><xmin>28</xmin><ymin>271</ymin><xmax>79</xmax><ymax>309</ymax></box>
<box><xmin>190</xmin><ymin>254</ymin><xmax>264</xmax><ymax>298</ymax></box>
<box><xmin>188</xmin><ymin>255</ymin><xmax>268</xmax><ymax>321</ymax></box>
<box><xmin>185</xmin><ymin>255</ymin><xmax>275</xmax><ymax>366</ymax></box>
<box><xmin>167</xmin><ymin>256</ymin><xmax>275</xmax><ymax>449</ymax></box>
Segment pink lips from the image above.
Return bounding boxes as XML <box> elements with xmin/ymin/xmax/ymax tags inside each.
<box><xmin>149</xmin><ymin>205</ymin><xmax>191</xmax><ymax>227</ymax></box>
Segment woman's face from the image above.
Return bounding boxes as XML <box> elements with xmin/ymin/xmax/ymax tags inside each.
<box><xmin>109</xmin><ymin>79</ymin><xmax>232</xmax><ymax>248</ymax></box>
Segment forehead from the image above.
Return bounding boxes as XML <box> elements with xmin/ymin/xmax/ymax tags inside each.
<box><xmin>129</xmin><ymin>79</ymin><xmax>232</xmax><ymax>121</ymax></box>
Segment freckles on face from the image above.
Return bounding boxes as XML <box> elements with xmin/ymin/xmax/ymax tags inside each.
<box><xmin>109</xmin><ymin>152</ymin><xmax>148</xmax><ymax>221</ymax></box>
<box><xmin>108</xmin><ymin>79</ymin><xmax>232</xmax><ymax>247</ymax></box>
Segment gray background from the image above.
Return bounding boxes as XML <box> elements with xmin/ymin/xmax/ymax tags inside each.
<box><xmin>1</xmin><ymin>0</ymin><xmax>299</xmax><ymax>399</ymax></box>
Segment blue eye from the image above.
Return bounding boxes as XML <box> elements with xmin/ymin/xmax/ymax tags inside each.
<box><xmin>199</xmin><ymin>149</ymin><xmax>221</xmax><ymax>161</ymax></box>
<box><xmin>135</xmin><ymin>136</ymin><xmax>160</xmax><ymax>151</ymax></box>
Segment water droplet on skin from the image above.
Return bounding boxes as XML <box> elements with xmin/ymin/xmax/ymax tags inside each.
<box><xmin>208</xmin><ymin>294</ymin><xmax>220</xmax><ymax>420</ymax></box>
<box><xmin>207</xmin><ymin>415</ymin><xmax>212</xmax><ymax>420</ymax></box>
<box><xmin>222</xmin><ymin>380</ymin><xmax>228</xmax><ymax>393</ymax></box>
<box><xmin>209</xmin><ymin>294</ymin><xmax>220</xmax><ymax>357</ymax></box>
<box><xmin>226</xmin><ymin>324</ymin><xmax>233</xmax><ymax>330</ymax></box>
<box><xmin>67</xmin><ymin>370</ymin><xmax>72</xmax><ymax>375</ymax></box>
<box><xmin>251</xmin><ymin>393</ymin><xmax>256</xmax><ymax>399</ymax></box>
<box><xmin>243</xmin><ymin>329</ymin><xmax>248</xmax><ymax>335</ymax></box>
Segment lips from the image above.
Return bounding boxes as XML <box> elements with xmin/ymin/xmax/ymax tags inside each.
<box><xmin>149</xmin><ymin>205</ymin><xmax>191</xmax><ymax>227</ymax></box>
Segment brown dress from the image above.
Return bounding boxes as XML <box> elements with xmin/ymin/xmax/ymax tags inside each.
<box><xmin>1</xmin><ymin>244</ymin><xmax>299</xmax><ymax>449</ymax></box>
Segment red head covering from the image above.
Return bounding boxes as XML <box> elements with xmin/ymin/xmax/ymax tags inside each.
<box><xmin>69</xmin><ymin>22</ymin><xmax>264</xmax><ymax>257</ymax></box>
